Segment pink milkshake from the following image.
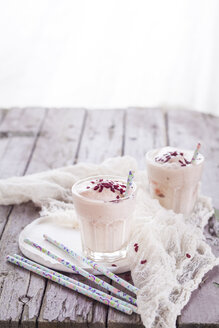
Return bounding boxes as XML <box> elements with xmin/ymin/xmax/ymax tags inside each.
<box><xmin>72</xmin><ymin>176</ymin><xmax>136</xmax><ymax>262</ymax></box>
<box><xmin>146</xmin><ymin>147</ymin><xmax>204</xmax><ymax>215</ymax></box>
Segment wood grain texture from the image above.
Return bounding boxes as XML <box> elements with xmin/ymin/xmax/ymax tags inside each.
<box><xmin>0</xmin><ymin>108</ymin><xmax>46</xmax><ymax>237</ymax></box>
<box><xmin>27</xmin><ymin>108</ymin><xmax>85</xmax><ymax>172</ymax></box>
<box><xmin>77</xmin><ymin>109</ymin><xmax>124</xmax><ymax>163</ymax></box>
<box><xmin>0</xmin><ymin>108</ymin><xmax>46</xmax><ymax>328</ymax></box>
<box><xmin>0</xmin><ymin>108</ymin><xmax>85</xmax><ymax>328</ymax></box>
<box><xmin>167</xmin><ymin>109</ymin><xmax>219</xmax><ymax>327</ymax></box>
<box><xmin>108</xmin><ymin>273</ymin><xmax>144</xmax><ymax>328</ymax></box>
<box><xmin>125</xmin><ymin>108</ymin><xmax>166</xmax><ymax>168</ymax></box>
<box><xmin>38</xmin><ymin>109</ymin><xmax>124</xmax><ymax>327</ymax></box>
<box><xmin>0</xmin><ymin>203</ymin><xmax>42</xmax><ymax>328</ymax></box>
<box><xmin>107</xmin><ymin>108</ymin><xmax>166</xmax><ymax>327</ymax></box>
<box><xmin>22</xmin><ymin>108</ymin><xmax>85</xmax><ymax>328</ymax></box>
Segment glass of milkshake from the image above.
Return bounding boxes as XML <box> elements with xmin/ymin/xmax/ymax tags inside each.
<box><xmin>146</xmin><ymin>146</ymin><xmax>204</xmax><ymax>215</ymax></box>
<box><xmin>72</xmin><ymin>175</ymin><xmax>136</xmax><ymax>262</ymax></box>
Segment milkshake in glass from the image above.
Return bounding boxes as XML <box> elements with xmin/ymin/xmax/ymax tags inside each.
<box><xmin>146</xmin><ymin>147</ymin><xmax>204</xmax><ymax>215</ymax></box>
<box><xmin>72</xmin><ymin>176</ymin><xmax>136</xmax><ymax>262</ymax></box>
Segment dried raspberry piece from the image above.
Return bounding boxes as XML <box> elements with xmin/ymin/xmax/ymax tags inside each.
<box><xmin>99</xmin><ymin>185</ymin><xmax>103</xmax><ymax>192</ymax></box>
<box><xmin>184</xmin><ymin>159</ymin><xmax>191</xmax><ymax>165</ymax></box>
<box><xmin>134</xmin><ymin>245</ymin><xmax>139</xmax><ymax>252</ymax></box>
<box><xmin>140</xmin><ymin>259</ymin><xmax>147</xmax><ymax>264</ymax></box>
<box><xmin>94</xmin><ymin>185</ymin><xmax>99</xmax><ymax>190</ymax></box>
<box><xmin>91</xmin><ymin>181</ymin><xmax>95</xmax><ymax>184</ymax></box>
<box><xmin>111</xmin><ymin>264</ymin><xmax>117</xmax><ymax>267</ymax></box>
<box><xmin>186</xmin><ymin>253</ymin><xmax>191</xmax><ymax>258</ymax></box>
<box><xmin>134</xmin><ymin>243</ymin><xmax>138</xmax><ymax>247</ymax></box>
<box><xmin>158</xmin><ymin>193</ymin><xmax>165</xmax><ymax>198</ymax></box>
<box><xmin>116</xmin><ymin>195</ymin><xmax>120</xmax><ymax>199</ymax></box>
<box><xmin>86</xmin><ymin>186</ymin><xmax>90</xmax><ymax>189</ymax></box>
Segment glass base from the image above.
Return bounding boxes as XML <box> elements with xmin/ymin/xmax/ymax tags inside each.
<box><xmin>83</xmin><ymin>246</ymin><xmax>127</xmax><ymax>263</ymax></box>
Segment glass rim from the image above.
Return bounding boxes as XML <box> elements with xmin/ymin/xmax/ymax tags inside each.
<box><xmin>72</xmin><ymin>175</ymin><xmax>136</xmax><ymax>204</ymax></box>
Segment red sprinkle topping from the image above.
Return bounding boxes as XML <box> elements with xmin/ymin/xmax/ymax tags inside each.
<box><xmin>140</xmin><ymin>259</ymin><xmax>147</xmax><ymax>264</ymax></box>
<box><xmin>186</xmin><ymin>253</ymin><xmax>191</xmax><ymax>258</ymax></box>
<box><xmin>90</xmin><ymin>179</ymin><xmax>127</xmax><ymax>197</ymax></box>
<box><xmin>99</xmin><ymin>185</ymin><xmax>103</xmax><ymax>192</ymax></box>
<box><xmin>86</xmin><ymin>186</ymin><xmax>90</xmax><ymax>189</ymax></box>
<box><xmin>155</xmin><ymin>150</ymin><xmax>191</xmax><ymax>167</ymax></box>
<box><xmin>111</xmin><ymin>264</ymin><xmax>117</xmax><ymax>267</ymax></box>
<box><xmin>134</xmin><ymin>244</ymin><xmax>139</xmax><ymax>252</ymax></box>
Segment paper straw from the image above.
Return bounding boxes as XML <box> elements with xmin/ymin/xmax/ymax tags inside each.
<box><xmin>24</xmin><ymin>238</ymin><xmax>137</xmax><ymax>306</ymax></box>
<box><xmin>44</xmin><ymin>234</ymin><xmax>139</xmax><ymax>295</ymax></box>
<box><xmin>124</xmin><ymin>170</ymin><xmax>135</xmax><ymax>197</ymax></box>
<box><xmin>7</xmin><ymin>255</ymin><xmax>132</xmax><ymax>315</ymax></box>
<box><xmin>13</xmin><ymin>254</ymin><xmax>138</xmax><ymax>313</ymax></box>
<box><xmin>191</xmin><ymin>143</ymin><xmax>201</xmax><ymax>163</ymax></box>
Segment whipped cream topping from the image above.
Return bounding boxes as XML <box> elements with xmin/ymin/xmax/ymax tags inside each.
<box><xmin>78</xmin><ymin>178</ymin><xmax>127</xmax><ymax>201</ymax></box>
<box><xmin>151</xmin><ymin>147</ymin><xmax>203</xmax><ymax>168</ymax></box>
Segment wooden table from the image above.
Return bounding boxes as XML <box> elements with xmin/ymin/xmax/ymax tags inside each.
<box><xmin>0</xmin><ymin>108</ymin><xmax>218</xmax><ymax>328</ymax></box>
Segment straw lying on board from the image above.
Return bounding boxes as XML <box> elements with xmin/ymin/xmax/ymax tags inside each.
<box><xmin>24</xmin><ymin>238</ymin><xmax>137</xmax><ymax>305</ymax></box>
<box><xmin>43</xmin><ymin>234</ymin><xmax>138</xmax><ymax>294</ymax></box>
<box><xmin>7</xmin><ymin>255</ymin><xmax>136</xmax><ymax>315</ymax></box>
<box><xmin>13</xmin><ymin>254</ymin><xmax>138</xmax><ymax>313</ymax></box>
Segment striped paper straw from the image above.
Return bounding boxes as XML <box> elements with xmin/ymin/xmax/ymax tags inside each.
<box><xmin>24</xmin><ymin>238</ymin><xmax>137</xmax><ymax>306</ymax></box>
<box><xmin>124</xmin><ymin>170</ymin><xmax>135</xmax><ymax>197</ymax></box>
<box><xmin>44</xmin><ymin>234</ymin><xmax>139</xmax><ymax>295</ymax></box>
<box><xmin>13</xmin><ymin>254</ymin><xmax>138</xmax><ymax>313</ymax></box>
<box><xmin>191</xmin><ymin>143</ymin><xmax>201</xmax><ymax>163</ymax></box>
<box><xmin>7</xmin><ymin>255</ymin><xmax>132</xmax><ymax>315</ymax></box>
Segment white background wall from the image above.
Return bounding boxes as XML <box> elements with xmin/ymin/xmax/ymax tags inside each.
<box><xmin>0</xmin><ymin>0</ymin><xmax>219</xmax><ymax>115</ymax></box>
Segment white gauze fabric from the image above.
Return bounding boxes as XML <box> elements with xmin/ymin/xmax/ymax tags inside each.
<box><xmin>0</xmin><ymin>156</ymin><xmax>218</xmax><ymax>328</ymax></box>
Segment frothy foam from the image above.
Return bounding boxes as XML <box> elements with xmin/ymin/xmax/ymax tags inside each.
<box><xmin>149</xmin><ymin>147</ymin><xmax>203</xmax><ymax>168</ymax></box>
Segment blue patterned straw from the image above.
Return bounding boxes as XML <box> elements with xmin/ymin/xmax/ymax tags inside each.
<box><xmin>7</xmin><ymin>255</ymin><xmax>132</xmax><ymax>315</ymax></box>
<box><xmin>12</xmin><ymin>254</ymin><xmax>138</xmax><ymax>313</ymax></box>
<box><xmin>124</xmin><ymin>170</ymin><xmax>135</xmax><ymax>197</ymax></box>
<box><xmin>24</xmin><ymin>238</ymin><xmax>137</xmax><ymax>306</ymax></box>
<box><xmin>44</xmin><ymin>234</ymin><xmax>139</xmax><ymax>295</ymax></box>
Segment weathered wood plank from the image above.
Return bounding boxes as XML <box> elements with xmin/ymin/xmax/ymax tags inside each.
<box><xmin>0</xmin><ymin>109</ymin><xmax>85</xmax><ymax>328</ymax></box>
<box><xmin>0</xmin><ymin>204</ymin><xmax>42</xmax><ymax>328</ymax></box>
<box><xmin>0</xmin><ymin>108</ymin><xmax>46</xmax><ymax>328</ymax></box>
<box><xmin>38</xmin><ymin>109</ymin><xmax>125</xmax><ymax>327</ymax></box>
<box><xmin>124</xmin><ymin>108</ymin><xmax>166</xmax><ymax>169</ymax></box>
<box><xmin>21</xmin><ymin>108</ymin><xmax>85</xmax><ymax>328</ymax></box>
<box><xmin>167</xmin><ymin>109</ymin><xmax>219</xmax><ymax>327</ymax></box>
<box><xmin>27</xmin><ymin>108</ymin><xmax>86</xmax><ymax>172</ymax></box>
<box><xmin>107</xmin><ymin>108</ymin><xmax>166</xmax><ymax>327</ymax></box>
<box><xmin>108</xmin><ymin>273</ymin><xmax>144</xmax><ymax>328</ymax></box>
<box><xmin>0</xmin><ymin>108</ymin><xmax>46</xmax><ymax>237</ymax></box>
<box><xmin>76</xmin><ymin>109</ymin><xmax>124</xmax><ymax>163</ymax></box>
